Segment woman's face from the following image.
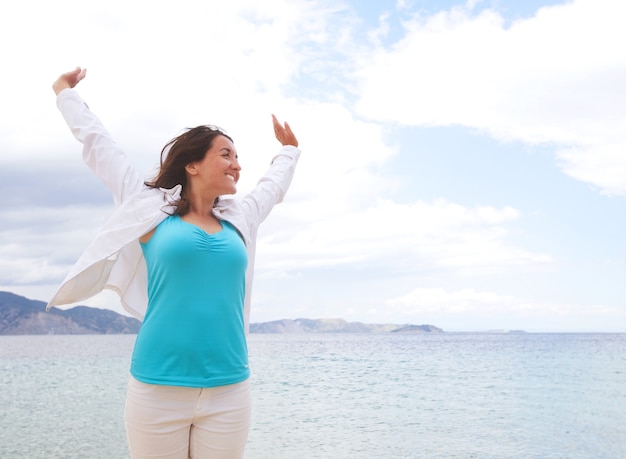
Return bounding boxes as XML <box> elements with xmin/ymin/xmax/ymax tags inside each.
<box><xmin>186</xmin><ymin>135</ymin><xmax>241</xmax><ymax>196</ymax></box>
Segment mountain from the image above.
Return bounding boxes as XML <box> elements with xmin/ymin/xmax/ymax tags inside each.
<box><xmin>0</xmin><ymin>291</ymin><xmax>443</xmax><ymax>335</ymax></box>
<box><xmin>0</xmin><ymin>291</ymin><xmax>140</xmax><ymax>335</ymax></box>
<box><xmin>249</xmin><ymin>318</ymin><xmax>443</xmax><ymax>334</ymax></box>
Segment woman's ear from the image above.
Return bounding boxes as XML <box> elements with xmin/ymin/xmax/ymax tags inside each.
<box><xmin>185</xmin><ymin>162</ymin><xmax>198</xmax><ymax>175</ymax></box>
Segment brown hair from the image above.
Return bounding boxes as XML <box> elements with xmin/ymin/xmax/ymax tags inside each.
<box><xmin>145</xmin><ymin>125</ymin><xmax>233</xmax><ymax>216</ymax></box>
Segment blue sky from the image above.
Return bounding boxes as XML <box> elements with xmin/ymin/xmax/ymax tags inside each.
<box><xmin>0</xmin><ymin>0</ymin><xmax>624</xmax><ymax>332</ymax></box>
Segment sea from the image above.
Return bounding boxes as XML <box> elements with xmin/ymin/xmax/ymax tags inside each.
<box><xmin>1</xmin><ymin>333</ymin><xmax>625</xmax><ymax>459</ymax></box>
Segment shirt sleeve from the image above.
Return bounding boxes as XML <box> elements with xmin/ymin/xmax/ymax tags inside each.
<box><xmin>56</xmin><ymin>89</ymin><xmax>144</xmax><ymax>207</ymax></box>
<box><xmin>239</xmin><ymin>145</ymin><xmax>301</xmax><ymax>227</ymax></box>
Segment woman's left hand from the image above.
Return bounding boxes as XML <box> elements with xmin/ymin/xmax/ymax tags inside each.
<box><xmin>272</xmin><ymin>114</ymin><xmax>298</xmax><ymax>147</ymax></box>
<box><xmin>53</xmin><ymin>67</ymin><xmax>87</xmax><ymax>95</ymax></box>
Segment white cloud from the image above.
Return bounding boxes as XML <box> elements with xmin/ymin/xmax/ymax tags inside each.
<box><xmin>385</xmin><ymin>287</ymin><xmax>626</xmax><ymax>331</ymax></box>
<box><xmin>256</xmin><ymin>197</ymin><xmax>550</xmax><ymax>277</ymax></box>
<box><xmin>0</xmin><ymin>205</ymin><xmax>110</xmax><ymax>287</ymax></box>
<box><xmin>353</xmin><ymin>0</ymin><xmax>626</xmax><ymax>194</ymax></box>
<box><xmin>557</xmin><ymin>144</ymin><xmax>626</xmax><ymax>196</ymax></box>
<box><xmin>1</xmin><ymin>0</ymin><xmax>623</xmax><ymax>332</ymax></box>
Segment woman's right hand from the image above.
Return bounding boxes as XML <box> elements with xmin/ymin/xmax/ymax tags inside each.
<box><xmin>272</xmin><ymin>114</ymin><xmax>298</xmax><ymax>147</ymax></box>
<box><xmin>52</xmin><ymin>67</ymin><xmax>86</xmax><ymax>95</ymax></box>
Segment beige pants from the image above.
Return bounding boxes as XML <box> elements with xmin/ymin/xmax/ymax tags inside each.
<box><xmin>124</xmin><ymin>377</ymin><xmax>251</xmax><ymax>459</ymax></box>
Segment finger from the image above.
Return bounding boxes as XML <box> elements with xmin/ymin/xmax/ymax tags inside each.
<box><xmin>285</xmin><ymin>125</ymin><xmax>296</xmax><ymax>141</ymax></box>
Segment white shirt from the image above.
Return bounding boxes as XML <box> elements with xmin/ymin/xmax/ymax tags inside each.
<box><xmin>46</xmin><ymin>89</ymin><xmax>300</xmax><ymax>333</ymax></box>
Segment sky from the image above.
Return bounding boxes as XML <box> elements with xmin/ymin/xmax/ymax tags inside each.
<box><xmin>1</xmin><ymin>0</ymin><xmax>625</xmax><ymax>332</ymax></box>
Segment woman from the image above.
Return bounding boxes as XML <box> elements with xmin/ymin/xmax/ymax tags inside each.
<box><xmin>48</xmin><ymin>67</ymin><xmax>300</xmax><ymax>459</ymax></box>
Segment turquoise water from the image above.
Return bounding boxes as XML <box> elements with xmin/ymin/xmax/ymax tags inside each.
<box><xmin>1</xmin><ymin>333</ymin><xmax>625</xmax><ymax>458</ymax></box>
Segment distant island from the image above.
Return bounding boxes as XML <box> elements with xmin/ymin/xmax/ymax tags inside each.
<box><xmin>0</xmin><ymin>291</ymin><xmax>141</xmax><ymax>335</ymax></box>
<box><xmin>0</xmin><ymin>291</ymin><xmax>443</xmax><ymax>335</ymax></box>
<box><xmin>249</xmin><ymin>318</ymin><xmax>442</xmax><ymax>334</ymax></box>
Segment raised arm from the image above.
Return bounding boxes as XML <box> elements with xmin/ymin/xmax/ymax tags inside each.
<box><xmin>236</xmin><ymin>115</ymin><xmax>300</xmax><ymax>230</ymax></box>
<box><xmin>53</xmin><ymin>68</ymin><xmax>144</xmax><ymax>206</ymax></box>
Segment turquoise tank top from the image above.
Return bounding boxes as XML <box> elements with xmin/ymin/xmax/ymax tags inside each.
<box><xmin>131</xmin><ymin>215</ymin><xmax>249</xmax><ymax>387</ymax></box>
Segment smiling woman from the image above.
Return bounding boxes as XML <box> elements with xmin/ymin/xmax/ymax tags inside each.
<box><xmin>140</xmin><ymin>126</ymin><xmax>241</xmax><ymax>242</ymax></box>
<box><xmin>48</xmin><ymin>67</ymin><xmax>301</xmax><ymax>459</ymax></box>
